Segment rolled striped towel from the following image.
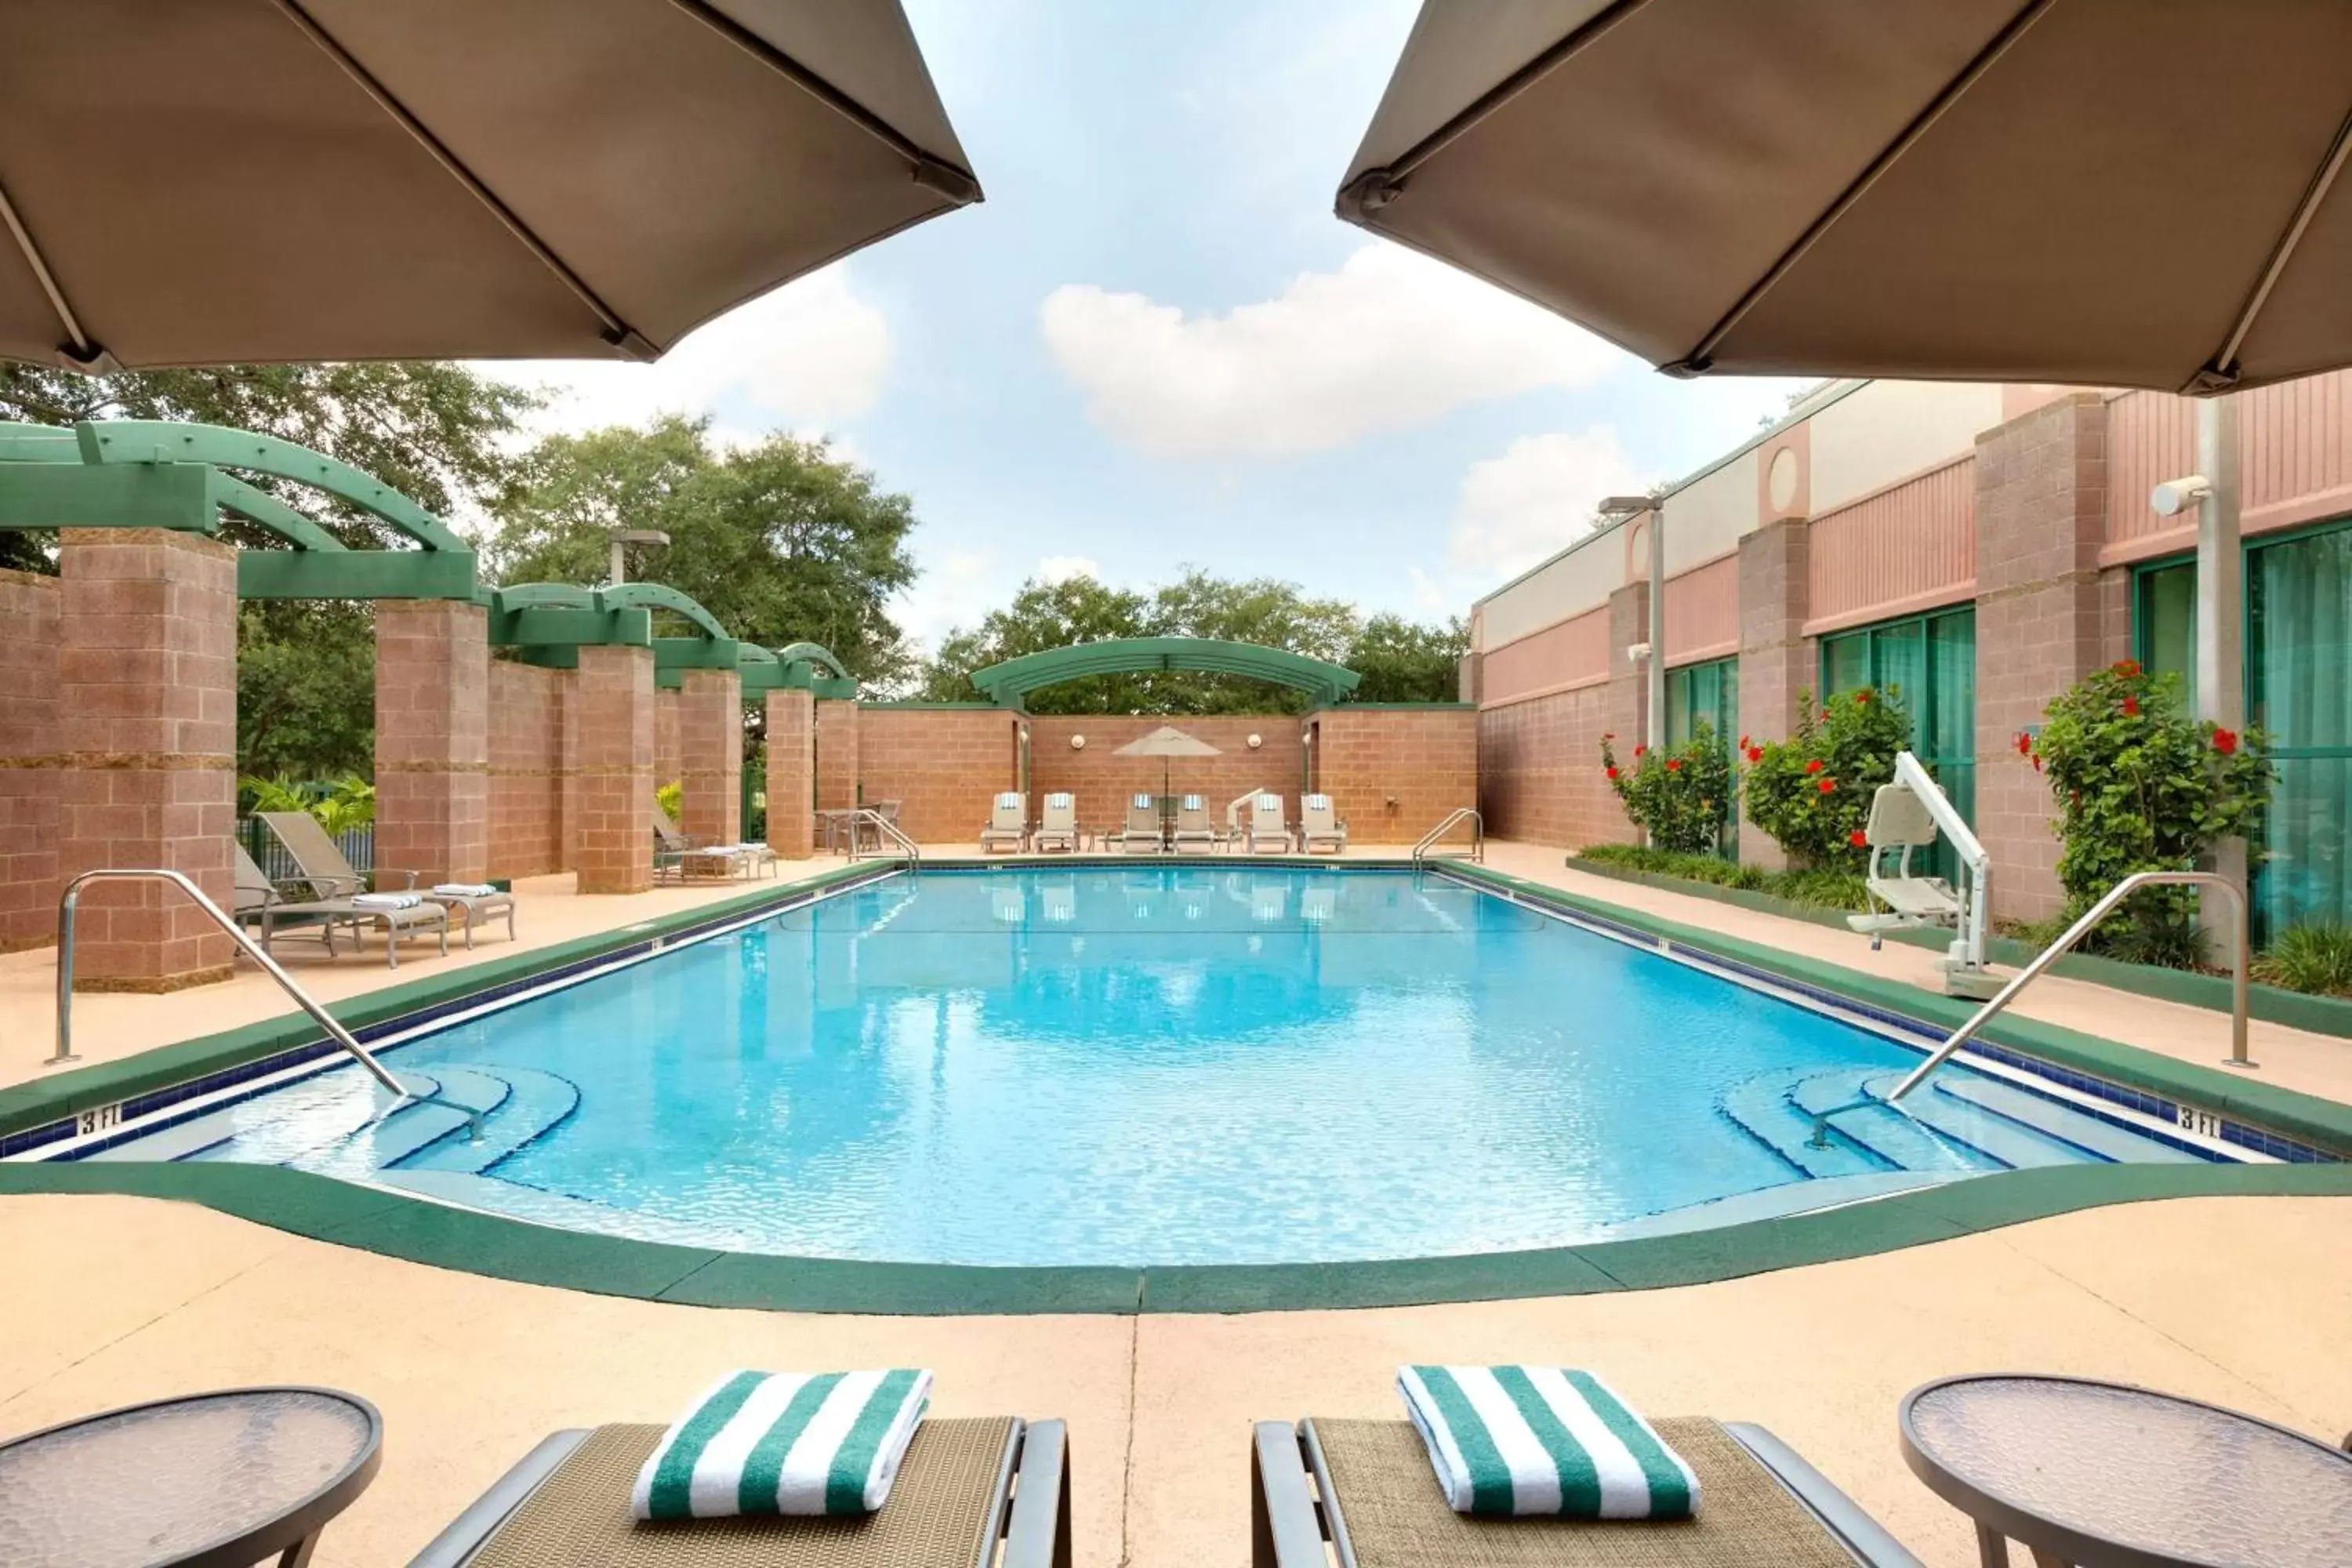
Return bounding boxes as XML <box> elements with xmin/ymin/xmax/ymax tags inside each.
<box><xmin>431</xmin><ymin>883</ymin><xmax>499</xmax><ymax>898</ymax></box>
<box><xmin>630</xmin><ymin>1370</ymin><xmax>932</xmax><ymax>1520</ymax></box>
<box><xmin>350</xmin><ymin>891</ymin><xmax>423</xmax><ymax>909</ymax></box>
<box><xmin>1397</xmin><ymin>1366</ymin><xmax>1700</xmax><ymax>1519</ymax></box>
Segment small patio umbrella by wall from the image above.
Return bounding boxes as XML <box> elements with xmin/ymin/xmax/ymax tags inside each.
<box><xmin>0</xmin><ymin>0</ymin><xmax>980</xmax><ymax>370</ymax></box>
<box><xmin>1114</xmin><ymin>726</ymin><xmax>1223</xmax><ymax>807</ymax></box>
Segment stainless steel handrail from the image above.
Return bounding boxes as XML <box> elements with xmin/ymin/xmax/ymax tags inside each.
<box><xmin>1411</xmin><ymin>808</ymin><xmax>1484</xmax><ymax>867</ymax></box>
<box><xmin>847</xmin><ymin>809</ymin><xmax>920</xmax><ymax>868</ymax></box>
<box><xmin>50</xmin><ymin>868</ymin><xmax>406</xmax><ymax>1097</ymax></box>
<box><xmin>1888</xmin><ymin>869</ymin><xmax>2252</xmax><ymax>1102</ymax></box>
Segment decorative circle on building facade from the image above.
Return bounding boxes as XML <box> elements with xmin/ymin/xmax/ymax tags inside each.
<box><xmin>1768</xmin><ymin>445</ymin><xmax>1800</xmax><ymax>511</ymax></box>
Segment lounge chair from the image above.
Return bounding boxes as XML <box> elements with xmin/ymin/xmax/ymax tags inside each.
<box><xmin>1118</xmin><ymin>793</ymin><xmax>1164</xmax><ymax>854</ymax></box>
<box><xmin>409</xmin><ymin>1417</ymin><xmax>1071</xmax><ymax>1568</ymax></box>
<box><xmin>652</xmin><ymin>810</ymin><xmax>760</xmax><ymax>881</ymax></box>
<box><xmin>1173</xmin><ymin>793</ymin><xmax>1221</xmax><ymax>852</ymax></box>
<box><xmin>1299</xmin><ymin>793</ymin><xmax>1347</xmax><ymax>855</ymax></box>
<box><xmin>981</xmin><ymin>790</ymin><xmax>1029</xmax><ymax>854</ymax></box>
<box><xmin>255</xmin><ymin>810</ymin><xmax>372</xmax><ymax>899</ymax></box>
<box><xmin>1251</xmin><ymin>1417</ymin><xmax>1923</xmax><ymax>1568</ymax></box>
<box><xmin>1245</xmin><ymin>792</ymin><xmax>1291</xmax><ymax>854</ymax></box>
<box><xmin>231</xmin><ymin>842</ymin><xmax>350</xmax><ymax>957</ymax></box>
<box><xmin>420</xmin><ymin>882</ymin><xmax>519</xmax><ymax>949</ymax></box>
<box><xmin>1033</xmin><ymin>792</ymin><xmax>1080</xmax><ymax>854</ymax></box>
<box><xmin>252</xmin><ymin>815</ymin><xmax>451</xmax><ymax>967</ymax></box>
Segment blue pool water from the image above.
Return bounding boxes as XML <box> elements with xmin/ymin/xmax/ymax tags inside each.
<box><xmin>94</xmin><ymin>868</ymin><xmax>2211</xmax><ymax>1265</ymax></box>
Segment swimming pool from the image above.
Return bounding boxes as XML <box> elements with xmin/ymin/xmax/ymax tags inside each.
<box><xmin>87</xmin><ymin>866</ymin><xmax>2222</xmax><ymax>1265</ymax></box>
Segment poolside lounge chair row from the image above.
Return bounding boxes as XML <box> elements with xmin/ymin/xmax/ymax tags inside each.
<box><xmin>412</xmin><ymin>1400</ymin><xmax>1921</xmax><ymax>1566</ymax></box>
<box><xmin>234</xmin><ymin>812</ymin><xmax>516</xmax><ymax>967</ymax></box>
<box><xmin>978</xmin><ymin>793</ymin><xmax>1348</xmax><ymax>855</ymax></box>
<box><xmin>652</xmin><ymin>811</ymin><xmax>779</xmax><ymax>882</ymax></box>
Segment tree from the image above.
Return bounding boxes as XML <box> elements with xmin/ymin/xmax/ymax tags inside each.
<box><xmin>484</xmin><ymin>416</ymin><xmax>919</xmax><ymax>687</ymax></box>
<box><xmin>1348</xmin><ymin>614</ymin><xmax>1468</xmax><ymax>702</ymax></box>
<box><xmin>0</xmin><ymin>361</ymin><xmax>533</xmax><ymax>778</ymax></box>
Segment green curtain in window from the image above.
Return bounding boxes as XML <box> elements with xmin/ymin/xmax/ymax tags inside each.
<box><xmin>1664</xmin><ymin>657</ymin><xmax>1740</xmax><ymax>858</ymax></box>
<box><xmin>1817</xmin><ymin>609</ymin><xmax>1976</xmax><ymax>882</ymax></box>
<box><xmin>2250</xmin><ymin>526</ymin><xmax>2352</xmax><ymax>940</ymax></box>
<box><xmin>2136</xmin><ymin>561</ymin><xmax>2197</xmax><ymax>707</ymax></box>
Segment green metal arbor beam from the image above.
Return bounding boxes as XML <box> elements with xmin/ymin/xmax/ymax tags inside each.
<box><xmin>967</xmin><ymin>636</ymin><xmax>1362</xmax><ymax>709</ymax></box>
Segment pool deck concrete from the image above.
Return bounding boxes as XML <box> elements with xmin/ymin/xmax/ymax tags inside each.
<box><xmin>0</xmin><ymin>844</ymin><xmax>2347</xmax><ymax>1566</ymax></box>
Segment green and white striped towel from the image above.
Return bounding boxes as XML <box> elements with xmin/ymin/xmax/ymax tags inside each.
<box><xmin>1397</xmin><ymin>1366</ymin><xmax>1700</xmax><ymax>1519</ymax></box>
<box><xmin>630</xmin><ymin>1370</ymin><xmax>932</xmax><ymax>1519</ymax></box>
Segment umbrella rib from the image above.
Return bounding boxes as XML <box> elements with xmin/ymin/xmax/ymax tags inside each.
<box><xmin>662</xmin><ymin>0</ymin><xmax>982</xmax><ymax>204</ymax></box>
<box><xmin>267</xmin><ymin>0</ymin><xmax>659</xmax><ymax>360</ymax></box>
<box><xmin>1668</xmin><ymin>0</ymin><xmax>2053</xmax><ymax>377</ymax></box>
<box><xmin>2202</xmin><ymin>96</ymin><xmax>2352</xmax><ymax>390</ymax></box>
<box><xmin>0</xmin><ymin>176</ymin><xmax>106</xmax><ymax>368</ymax></box>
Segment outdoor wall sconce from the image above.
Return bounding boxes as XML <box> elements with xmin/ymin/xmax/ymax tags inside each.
<box><xmin>1070</xmin><ymin>734</ymin><xmax>1087</xmax><ymax>750</ymax></box>
<box><xmin>1246</xmin><ymin>733</ymin><xmax>1262</xmax><ymax>749</ymax></box>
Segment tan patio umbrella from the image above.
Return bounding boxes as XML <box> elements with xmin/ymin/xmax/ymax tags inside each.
<box><xmin>1338</xmin><ymin>1</ymin><xmax>2352</xmax><ymax>394</ymax></box>
<box><xmin>0</xmin><ymin>0</ymin><xmax>980</xmax><ymax>370</ymax></box>
<box><xmin>1114</xmin><ymin>724</ymin><xmax>1223</xmax><ymax>804</ymax></box>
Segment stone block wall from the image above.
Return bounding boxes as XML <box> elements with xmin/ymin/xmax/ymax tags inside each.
<box><xmin>856</xmin><ymin>707</ymin><xmax>1020</xmax><ymax>841</ymax></box>
<box><xmin>1475</xmin><ymin>687</ymin><xmax>1625</xmax><ymax>848</ymax></box>
<box><xmin>1027</xmin><ymin>714</ymin><xmax>1304</xmax><ymax>835</ymax></box>
<box><xmin>488</xmin><ymin>659</ymin><xmax>570</xmax><ymax>879</ymax></box>
<box><xmin>1309</xmin><ymin>707</ymin><xmax>1477</xmax><ymax>843</ymax></box>
<box><xmin>374</xmin><ymin>599</ymin><xmax>490</xmax><ymax>887</ymax></box>
<box><xmin>764</xmin><ymin>688</ymin><xmax>815</xmax><ymax>858</ymax></box>
<box><xmin>815</xmin><ymin>699</ymin><xmax>860</xmax><ymax>813</ymax></box>
<box><xmin>572</xmin><ymin>645</ymin><xmax>655</xmax><ymax>894</ymax></box>
<box><xmin>0</xmin><ymin>571</ymin><xmax>60</xmax><ymax>951</ymax></box>
<box><xmin>676</xmin><ymin>669</ymin><xmax>742</xmax><ymax>845</ymax></box>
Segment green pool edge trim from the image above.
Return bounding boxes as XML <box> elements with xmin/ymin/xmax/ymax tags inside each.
<box><xmin>2</xmin><ymin>851</ymin><xmax>2347</xmax><ymax>1317</ymax></box>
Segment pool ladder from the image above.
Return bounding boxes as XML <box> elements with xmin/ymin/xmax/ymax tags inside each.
<box><xmin>1410</xmin><ymin>808</ymin><xmax>1483</xmax><ymax>867</ymax></box>
<box><xmin>47</xmin><ymin>869</ymin><xmax>481</xmax><ymax>1139</ymax></box>
<box><xmin>845</xmin><ymin>808</ymin><xmax>921</xmax><ymax>869</ymax></box>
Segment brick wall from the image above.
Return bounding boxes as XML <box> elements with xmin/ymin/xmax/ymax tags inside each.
<box><xmin>857</xmin><ymin>707</ymin><xmax>1020</xmax><ymax>841</ymax></box>
<box><xmin>815</xmin><ymin>699</ymin><xmax>859</xmax><ymax>813</ymax></box>
<box><xmin>1973</xmin><ymin>394</ymin><xmax>2109</xmax><ymax>920</ymax></box>
<box><xmin>0</xmin><ymin>571</ymin><xmax>60</xmax><ymax>950</ymax></box>
<box><xmin>676</xmin><ymin>669</ymin><xmax>742</xmax><ymax>844</ymax></box>
<box><xmin>1737</xmin><ymin>516</ymin><xmax>1813</xmax><ymax>869</ymax></box>
<box><xmin>1308</xmin><ymin>708</ymin><xmax>1476</xmax><ymax>843</ymax></box>
<box><xmin>1028</xmin><ymin>714</ymin><xmax>1305</xmax><ymax>836</ymax></box>
<box><xmin>488</xmin><ymin>659</ymin><xmax>568</xmax><ymax>879</ymax></box>
<box><xmin>1475</xmin><ymin>687</ymin><xmax>1627</xmax><ymax>848</ymax></box>
<box><xmin>573</xmin><ymin>645</ymin><xmax>654</xmax><ymax>894</ymax></box>
<box><xmin>56</xmin><ymin>530</ymin><xmax>238</xmax><ymax>989</ymax></box>
<box><xmin>764</xmin><ymin>688</ymin><xmax>815</xmax><ymax>858</ymax></box>
<box><xmin>374</xmin><ymin>599</ymin><xmax>490</xmax><ymax>887</ymax></box>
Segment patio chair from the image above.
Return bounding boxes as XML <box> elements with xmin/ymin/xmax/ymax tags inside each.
<box><xmin>407</xmin><ymin>1417</ymin><xmax>1070</xmax><ymax>1568</ymax></box>
<box><xmin>1299</xmin><ymin>793</ymin><xmax>1347</xmax><ymax>855</ymax></box>
<box><xmin>1118</xmin><ymin>793</ymin><xmax>1165</xmax><ymax>854</ymax></box>
<box><xmin>231</xmin><ymin>841</ymin><xmax>350</xmax><ymax>958</ymax></box>
<box><xmin>1173</xmin><ymin>793</ymin><xmax>1221</xmax><ymax>852</ymax></box>
<box><xmin>980</xmin><ymin>790</ymin><xmax>1029</xmax><ymax>853</ymax></box>
<box><xmin>255</xmin><ymin>810</ymin><xmax>374</xmax><ymax>900</ymax></box>
<box><xmin>652</xmin><ymin>810</ymin><xmax>754</xmax><ymax>882</ymax></box>
<box><xmin>1251</xmin><ymin>1417</ymin><xmax>1923</xmax><ymax>1568</ymax></box>
<box><xmin>1245</xmin><ymin>792</ymin><xmax>1292</xmax><ymax>854</ymax></box>
<box><xmin>1033</xmin><ymin>792</ymin><xmax>1080</xmax><ymax>853</ymax></box>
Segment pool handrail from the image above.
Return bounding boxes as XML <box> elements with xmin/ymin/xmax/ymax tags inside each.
<box><xmin>1887</xmin><ymin>869</ymin><xmax>2252</xmax><ymax>1102</ymax></box>
<box><xmin>49</xmin><ymin>867</ymin><xmax>405</xmax><ymax>1096</ymax></box>
<box><xmin>846</xmin><ymin>808</ymin><xmax>920</xmax><ymax>868</ymax></box>
<box><xmin>1411</xmin><ymin>807</ymin><xmax>1483</xmax><ymax>867</ymax></box>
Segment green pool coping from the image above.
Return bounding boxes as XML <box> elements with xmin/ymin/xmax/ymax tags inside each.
<box><xmin>0</xmin><ymin>852</ymin><xmax>2347</xmax><ymax>1316</ymax></box>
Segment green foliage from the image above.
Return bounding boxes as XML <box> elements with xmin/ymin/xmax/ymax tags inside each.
<box><xmin>313</xmin><ymin>777</ymin><xmax>375</xmax><ymax>835</ymax></box>
<box><xmin>1599</xmin><ymin>721</ymin><xmax>1732</xmax><ymax>855</ymax></box>
<box><xmin>2254</xmin><ymin>924</ymin><xmax>2352</xmax><ymax>997</ymax></box>
<box><xmin>2030</xmin><ymin>659</ymin><xmax>2273</xmax><ymax>958</ymax></box>
<box><xmin>656</xmin><ymin>780</ymin><xmax>683</xmax><ymax>822</ymax></box>
<box><xmin>1743</xmin><ymin>688</ymin><xmax>1912</xmax><ymax>870</ymax></box>
<box><xmin>1573</xmin><ymin>843</ymin><xmax>1871</xmax><ymax>911</ymax></box>
<box><xmin>915</xmin><ymin>569</ymin><xmax>1462</xmax><ymax>713</ymax></box>
<box><xmin>235</xmin><ymin>602</ymin><xmax>377</xmax><ymax>779</ymax></box>
<box><xmin>485</xmin><ymin>416</ymin><xmax>919</xmax><ymax>690</ymax></box>
<box><xmin>238</xmin><ymin>774</ymin><xmax>373</xmax><ymax>833</ymax></box>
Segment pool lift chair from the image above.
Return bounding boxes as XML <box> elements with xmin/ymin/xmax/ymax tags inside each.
<box><xmin>1847</xmin><ymin>751</ymin><xmax>2000</xmax><ymax>1001</ymax></box>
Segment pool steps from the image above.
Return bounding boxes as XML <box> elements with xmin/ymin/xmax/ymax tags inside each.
<box><xmin>399</xmin><ymin>1066</ymin><xmax>581</xmax><ymax>1175</ymax></box>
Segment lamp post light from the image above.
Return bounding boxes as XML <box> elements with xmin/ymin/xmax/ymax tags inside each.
<box><xmin>608</xmin><ymin>528</ymin><xmax>670</xmax><ymax>586</ymax></box>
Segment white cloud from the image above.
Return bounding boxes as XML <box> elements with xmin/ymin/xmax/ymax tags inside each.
<box><xmin>488</xmin><ymin>265</ymin><xmax>891</xmax><ymax>437</ymax></box>
<box><xmin>892</xmin><ymin>549</ymin><xmax>1001</xmax><ymax>657</ymax></box>
<box><xmin>1449</xmin><ymin>427</ymin><xmax>1653</xmax><ymax>579</ymax></box>
<box><xmin>1035</xmin><ymin>554</ymin><xmax>1098</xmax><ymax>585</ymax></box>
<box><xmin>1039</xmin><ymin>241</ymin><xmax>1622</xmax><ymax>456</ymax></box>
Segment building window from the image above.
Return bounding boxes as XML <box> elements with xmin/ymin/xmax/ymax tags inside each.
<box><xmin>2133</xmin><ymin>558</ymin><xmax>2196</xmax><ymax>707</ymax></box>
<box><xmin>1664</xmin><ymin>656</ymin><xmax>1739</xmax><ymax>858</ymax></box>
<box><xmin>1819</xmin><ymin>608</ymin><xmax>1976</xmax><ymax>878</ymax></box>
<box><xmin>2248</xmin><ymin>519</ymin><xmax>2352</xmax><ymax>943</ymax></box>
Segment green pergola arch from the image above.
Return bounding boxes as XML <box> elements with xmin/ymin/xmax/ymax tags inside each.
<box><xmin>967</xmin><ymin>636</ymin><xmax>1360</xmax><ymax>709</ymax></box>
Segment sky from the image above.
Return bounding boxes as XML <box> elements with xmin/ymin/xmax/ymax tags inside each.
<box><xmin>486</xmin><ymin>1</ymin><xmax>1803</xmax><ymax>655</ymax></box>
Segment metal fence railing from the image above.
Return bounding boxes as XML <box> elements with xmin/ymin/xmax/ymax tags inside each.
<box><xmin>238</xmin><ymin>817</ymin><xmax>374</xmax><ymax>882</ymax></box>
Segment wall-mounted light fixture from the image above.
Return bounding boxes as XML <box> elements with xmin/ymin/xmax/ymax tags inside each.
<box><xmin>1246</xmin><ymin>733</ymin><xmax>1263</xmax><ymax>750</ymax></box>
<box><xmin>2151</xmin><ymin>474</ymin><xmax>2212</xmax><ymax>516</ymax></box>
<box><xmin>1069</xmin><ymin>734</ymin><xmax>1086</xmax><ymax>750</ymax></box>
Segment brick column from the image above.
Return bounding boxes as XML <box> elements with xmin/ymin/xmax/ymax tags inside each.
<box><xmin>815</xmin><ymin>698</ymin><xmax>860</xmax><ymax>812</ymax></box>
<box><xmin>56</xmin><ymin>529</ymin><xmax>237</xmax><ymax>990</ymax></box>
<box><xmin>653</xmin><ymin>687</ymin><xmax>682</xmax><ymax>799</ymax></box>
<box><xmin>1737</xmin><ymin>516</ymin><xmax>1813</xmax><ymax>869</ymax></box>
<box><xmin>0</xmin><ymin>572</ymin><xmax>61</xmax><ymax>952</ymax></box>
<box><xmin>1606</xmin><ymin>582</ymin><xmax>1650</xmax><ymax>749</ymax></box>
<box><xmin>765</xmin><ymin>688</ymin><xmax>815</xmax><ymax>858</ymax></box>
<box><xmin>374</xmin><ymin>600</ymin><xmax>490</xmax><ymax>887</ymax></box>
<box><xmin>573</xmin><ymin>645</ymin><xmax>655</xmax><ymax>893</ymax></box>
<box><xmin>676</xmin><ymin>668</ymin><xmax>742</xmax><ymax>844</ymax></box>
<box><xmin>1974</xmin><ymin>392</ymin><xmax>2109</xmax><ymax>922</ymax></box>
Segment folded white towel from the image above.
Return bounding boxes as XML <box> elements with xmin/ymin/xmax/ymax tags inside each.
<box><xmin>1397</xmin><ymin>1365</ymin><xmax>1699</xmax><ymax>1519</ymax></box>
<box><xmin>351</xmin><ymin>891</ymin><xmax>423</xmax><ymax>910</ymax></box>
<box><xmin>631</xmin><ymin>1369</ymin><xmax>932</xmax><ymax>1519</ymax></box>
<box><xmin>431</xmin><ymin>883</ymin><xmax>499</xmax><ymax>898</ymax></box>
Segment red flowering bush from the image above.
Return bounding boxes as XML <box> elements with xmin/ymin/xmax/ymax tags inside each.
<box><xmin>1599</xmin><ymin>720</ymin><xmax>1733</xmax><ymax>855</ymax></box>
<box><xmin>2031</xmin><ymin>660</ymin><xmax>2273</xmax><ymax>961</ymax></box>
<box><xmin>1743</xmin><ymin>687</ymin><xmax>1913</xmax><ymax>870</ymax></box>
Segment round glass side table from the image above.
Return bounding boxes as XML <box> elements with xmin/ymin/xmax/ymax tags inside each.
<box><xmin>0</xmin><ymin>1387</ymin><xmax>382</xmax><ymax>1568</ymax></box>
<box><xmin>1900</xmin><ymin>1374</ymin><xmax>2352</xmax><ymax>1567</ymax></box>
